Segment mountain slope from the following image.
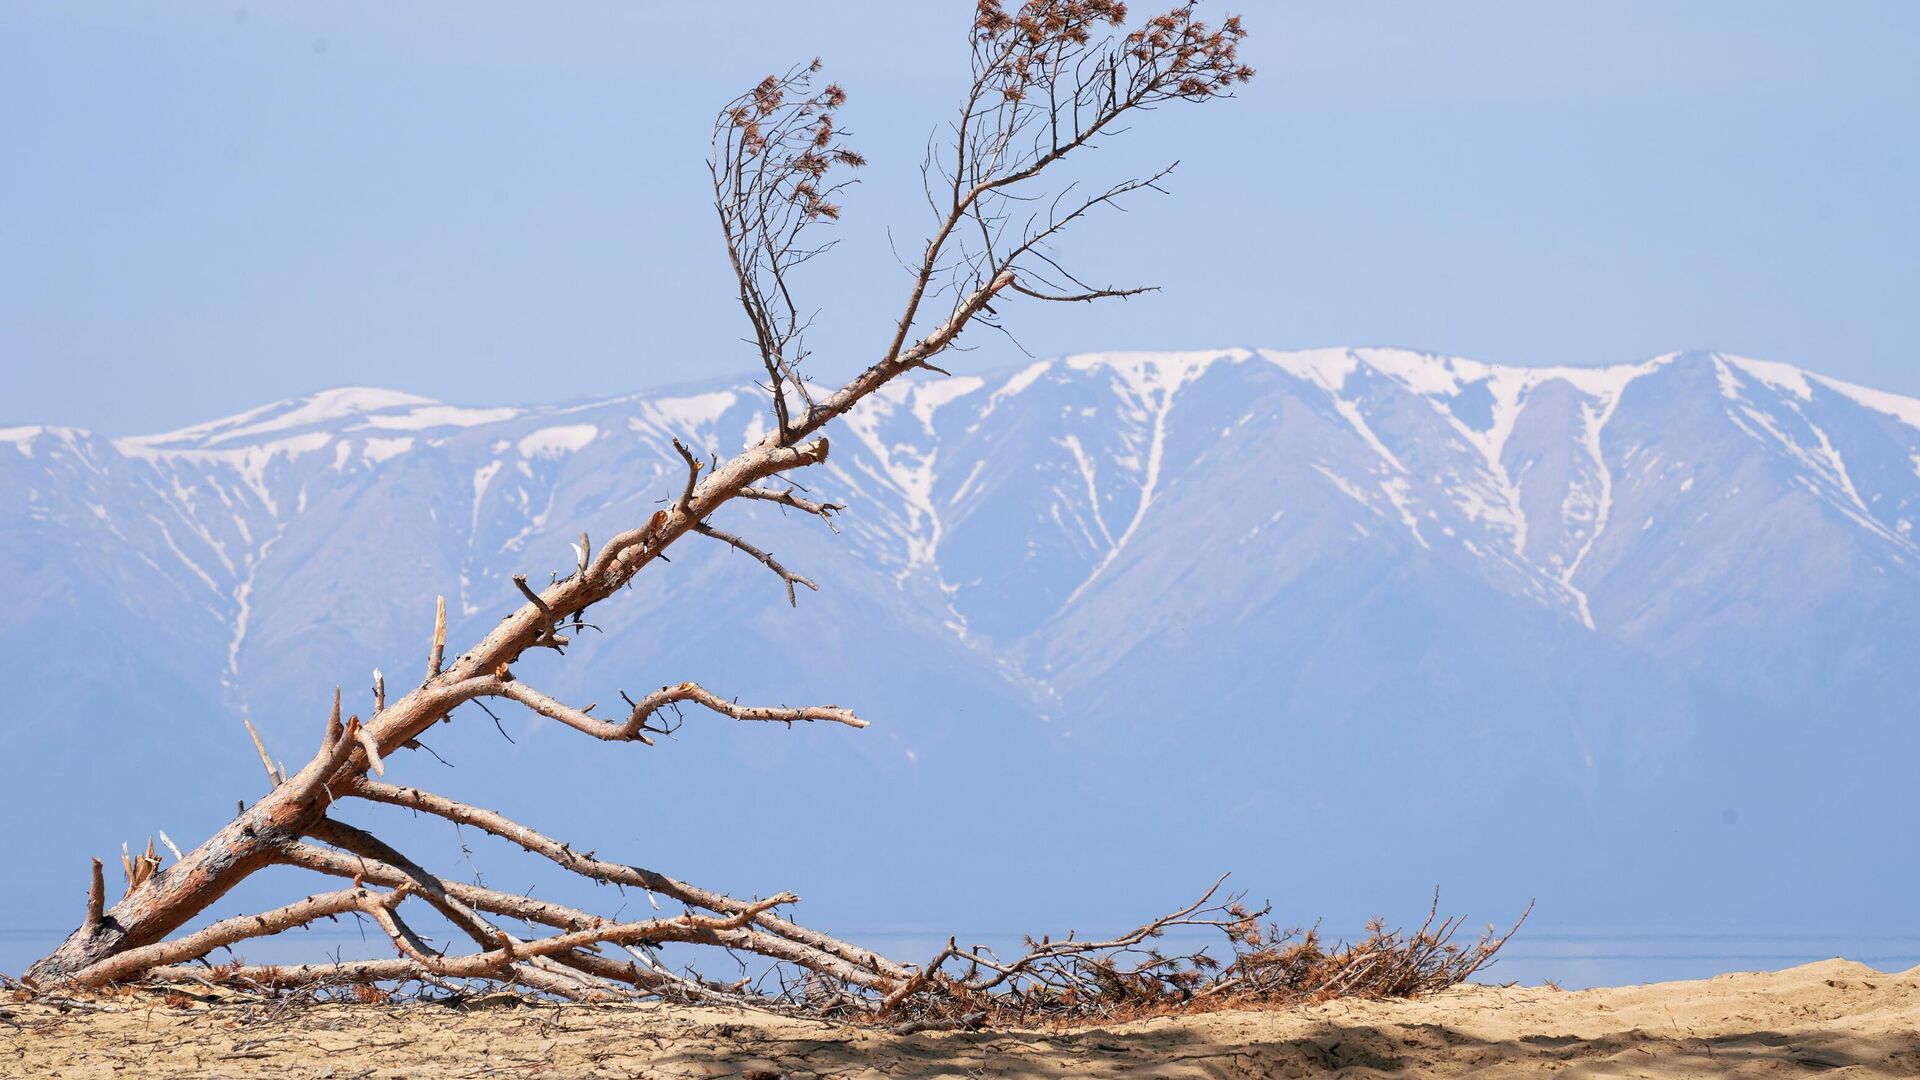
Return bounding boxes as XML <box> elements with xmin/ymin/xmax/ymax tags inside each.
<box><xmin>4</xmin><ymin>347</ymin><xmax>1917</xmax><ymax>960</ymax></box>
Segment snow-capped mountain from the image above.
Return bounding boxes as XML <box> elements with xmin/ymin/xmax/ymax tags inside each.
<box><xmin>5</xmin><ymin>347</ymin><xmax>1918</xmax><ymax>960</ymax></box>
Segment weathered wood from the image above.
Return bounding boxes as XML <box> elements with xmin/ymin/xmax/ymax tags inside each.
<box><xmin>426</xmin><ymin>595</ymin><xmax>446</xmax><ymax>678</ymax></box>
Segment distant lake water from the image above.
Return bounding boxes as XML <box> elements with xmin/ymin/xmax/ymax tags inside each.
<box><xmin>8</xmin><ymin>926</ymin><xmax>1918</xmax><ymax>991</ymax></box>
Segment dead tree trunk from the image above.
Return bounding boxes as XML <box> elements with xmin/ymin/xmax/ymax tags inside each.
<box><xmin>26</xmin><ymin>2</ymin><xmax>1261</xmax><ymax>1012</ymax></box>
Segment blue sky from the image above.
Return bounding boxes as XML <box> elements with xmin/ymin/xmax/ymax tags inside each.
<box><xmin>3</xmin><ymin>2</ymin><xmax>1916</xmax><ymax>434</ymax></box>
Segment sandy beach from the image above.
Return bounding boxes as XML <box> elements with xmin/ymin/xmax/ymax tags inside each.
<box><xmin>5</xmin><ymin>958</ymin><xmax>1915</xmax><ymax>1077</ymax></box>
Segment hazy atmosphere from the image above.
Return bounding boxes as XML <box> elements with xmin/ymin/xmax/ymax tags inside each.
<box><xmin>5</xmin><ymin>2</ymin><xmax>1918</xmax><ymax>432</ymax></box>
<box><xmin>5</xmin><ymin>4</ymin><xmax>1919</xmax><ymax>1075</ymax></box>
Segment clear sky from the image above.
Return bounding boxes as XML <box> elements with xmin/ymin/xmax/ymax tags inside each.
<box><xmin>4</xmin><ymin>2</ymin><xmax>1917</xmax><ymax>435</ymax></box>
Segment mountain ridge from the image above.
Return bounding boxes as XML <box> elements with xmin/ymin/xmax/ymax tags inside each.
<box><xmin>5</xmin><ymin>345</ymin><xmax>1918</xmax><ymax>963</ymax></box>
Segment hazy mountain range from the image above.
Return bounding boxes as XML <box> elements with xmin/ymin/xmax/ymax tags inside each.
<box><xmin>5</xmin><ymin>347</ymin><xmax>1918</xmax><ymax>977</ymax></box>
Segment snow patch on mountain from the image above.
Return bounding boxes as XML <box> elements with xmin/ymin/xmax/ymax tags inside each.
<box><xmin>1056</xmin><ymin>433</ymin><xmax>1117</xmax><ymax>549</ymax></box>
<box><xmin>362</xmin><ymin>436</ymin><xmax>414</xmax><ymax>465</ymax></box>
<box><xmin>1062</xmin><ymin>350</ymin><xmax>1247</xmax><ymax>603</ymax></box>
<box><xmin>358</xmin><ymin>405</ymin><xmax>522</xmax><ymax>431</ymax></box>
<box><xmin>118</xmin><ymin>431</ymin><xmax>334</xmax><ymax>516</ymax></box>
<box><xmin>909</xmin><ymin>376</ymin><xmax>985</xmax><ymax>434</ymax></box>
<box><xmin>518</xmin><ymin>425</ymin><xmax>599</xmax><ymax>458</ymax></box>
<box><xmin>1262</xmin><ymin>346</ymin><xmax>1360</xmax><ymax>394</ymax></box>
<box><xmin>1</xmin><ymin>426</ymin><xmax>49</xmax><ymax>456</ymax></box>
<box><xmin>979</xmin><ymin>360</ymin><xmax>1054</xmax><ymax>422</ymax></box>
<box><xmin>125</xmin><ymin>388</ymin><xmax>436</xmax><ymax>450</ymax></box>
<box><xmin>1725</xmin><ymin>355</ymin><xmax>1814</xmax><ymax>401</ymax></box>
<box><xmin>1816</xmin><ymin>375</ymin><xmax>1920</xmax><ymax>432</ymax></box>
<box><xmin>145</xmin><ymin>514</ymin><xmax>221</xmax><ymax>595</ymax></box>
<box><xmin>839</xmin><ymin>382</ymin><xmax>975</xmax><ymax>573</ymax></box>
<box><xmin>1714</xmin><ymin>355</ymin><xmax>1917</xmax><ymax>553</ymax></box>
<box><xmin>635</xmin><ymin>391</ymin><xmax>739</xmax><ymax>433</ymax></box>
<box><xmin>226</xmin><ymin>525</ymin><xmax>287</xmax><ymax>696</ymax></box>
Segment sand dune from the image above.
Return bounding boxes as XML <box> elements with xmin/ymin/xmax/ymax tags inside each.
<box><xmin>5</xmin><ymin>959</ymin><xmax>1917</xmax><ymax>1077</ymax></box>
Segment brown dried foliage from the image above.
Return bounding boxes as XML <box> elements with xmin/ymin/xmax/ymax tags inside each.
<box><xmin>865</xmin><ymin>885</ymin><xmax>1529</xmax><ymax>1031</ymax></box>
<box><xmin>711</xmin><ymin>61</ymin><xmax>865</xmax><ymax>436</ymax></box>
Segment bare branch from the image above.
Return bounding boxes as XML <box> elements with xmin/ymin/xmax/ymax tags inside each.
<box><xmin>447</xmin><ymin>675</ymin><xmax>864</xmax><ymax>746</ymax></box>
<box><xmin>288</xmin><ymin>835</ymin><xmax>899</xmax><ymax>995</ymax></box>
<box><xmin>589</xmin><ymin>436</ymin><xmax>827</xmax><ymax>591</ymax></box>
<box><xmin>337</xmin><ymin>778</ymin><xmax>904</xmax><ymax>983</ymax></box>
<box><xmin>1008</xmin><ymin>280</ymin><xmax>1156</xmax><ymax>304</ymax></box>
<box><xmin>321</xmin><ymin>687</ymin><xmax>342</xmax><ymax>757</ymax></box>
<box><xmin>621</xmin><ymin>680</ymin><xmax>867</xmax><ymax>733</ymax></box>
<box><xmin>84</xmin><ymin>859</ymin><xmax>103</xmax><ymax>931</ymax></box>
<box><xmin>510</xmin><ymin>575</ymin><xmax>568</xmax><ymax>650</ymax></box>
<box><xmin>302</xmin><ymin>819</ymin><xmax>506</xmax><ymax>956</ymax></box>
<box><xmin>733</xmin><ymin>484</ymin><xmax>846</xmax><ymax>529</ymax></box>
<box><xmin>960</xmin><ymin>874</ymin><xmax>1231</xmax><ymax>994</ymax></box>
<box><xmin>74</xmin><ymin>886</ymin><xmax>406</xmax><ymax>987</ymax></box>
<box><xmin>427</xmin><ymin>595</ymin><xmax>447</xmax><ymax>679</ymax></box>
<box><xmin>711</xmin><ymin>61</ymin><xmax>865</xmax><ymax>437</ymax></box>
<box><xmin>455</xmin><ymin>678</ymin><xmax>649</xmax><ymax>746</ymax></box>
<box><xmin>242</xmin><ymin>718</ymin><xmax>281</xmax><ymax>790</ymax></box>
<box><xmin>875</xmin><ymin>2</ymin><xmax>1250</xmax><ymax>382</ymax></box>
<box><xmin>671</xmin><ymin>438</ymin><xmax>704</xmax><ymax>513</ymax></box>
<box><xmin>280</xmin><ymin>707</ymin><xmax>367</xmax><ymax>805</ymax></box>
<box><xmin>144</xmin><ymin>958</ymin><xmax>426</xmax><ymax>990</ymax></box>
<box><xmin>693</xmin><ymin>522</ymin><xmax>817</xmax><ymax>606</ymax></box>
<box><xmin>285</xmin><ymin>839</ymin><xmax>614</xmax><ymax>941</ymax></box>
<box><xmin>351</xmin><ymin>717</ymin><xmax>386</xmax><ymax>778</ymax></box>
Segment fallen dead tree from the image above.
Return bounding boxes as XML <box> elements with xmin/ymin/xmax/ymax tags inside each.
<box><xmin>21</xmin><ymin>2</ymin><xmax>1522</xmax><ymax>1024</ymax></box>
